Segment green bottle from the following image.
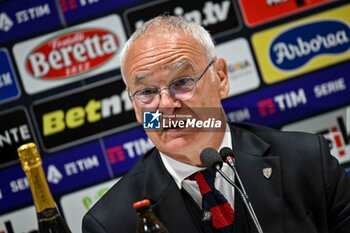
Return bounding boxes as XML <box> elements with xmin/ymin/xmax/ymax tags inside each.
<box><xmin>18</xmin><ymin>142</ymin><xmax>72</xmax><ymax>233</ymax></box>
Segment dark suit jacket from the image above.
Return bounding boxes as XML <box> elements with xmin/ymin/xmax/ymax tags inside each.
<box><xmin>82</xmin><ymin>123</ymin><xmax>350</xmax><ymax>233</ymax></box>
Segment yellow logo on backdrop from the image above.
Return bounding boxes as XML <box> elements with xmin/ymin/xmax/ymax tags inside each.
<box><xmin>252</xmin><ymin>5</ymin><xmax>350</xmax><ymax>84</ymax></box>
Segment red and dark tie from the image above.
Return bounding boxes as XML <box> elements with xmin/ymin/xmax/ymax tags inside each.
<box><xmin>193</xmin><ymin>169</ymin><xmax>234</xmax><ymax>233</ymax></box>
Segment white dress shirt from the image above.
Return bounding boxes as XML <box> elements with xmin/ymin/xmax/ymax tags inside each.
<box><xmin>160</xmin><ymin>124</ymin><xmax>235</xmax><ymax>210</ymax></box>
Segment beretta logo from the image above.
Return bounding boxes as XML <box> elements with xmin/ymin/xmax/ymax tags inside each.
<box><xmin>26</xmin><ymin>28</ymin><xmax>119</xmax><ymax>79</ymax></box>
<box><xmin>13</xmin><ymin>15</ymin><xmax>126</xmax><ymax>95</ymax></box>
<box><xmin>270</xmin><ymin>20</ymin><xmax>350</xmax><ymax>70</ymax></box>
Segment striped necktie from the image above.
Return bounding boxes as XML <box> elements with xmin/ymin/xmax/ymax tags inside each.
<box><xmin>193</xmin><ymin>169</ymin><xmax>234</xmax><ymax>233</ymax></box>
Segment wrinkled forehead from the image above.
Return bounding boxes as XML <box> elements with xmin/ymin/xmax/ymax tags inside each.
<box><xmin>126</xmin><ymin>28</ymin><xmax>207</xmax><ymax>60</ymax></box>
<box><xmin>124</xmin><ymin>32</ymin><xmax>207</xmax><ymax>86</ymax></box>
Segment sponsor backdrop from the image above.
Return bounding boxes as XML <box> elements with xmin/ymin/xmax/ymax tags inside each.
<box><xmin>0</xmin><ymin>0</ymin><xmax>349</xmax><ymax>232</ymax></box>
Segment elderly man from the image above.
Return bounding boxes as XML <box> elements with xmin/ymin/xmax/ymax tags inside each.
<box><xmin>82</xmin><ymin>16</ymin><xmax>350</xmax><ymax>233</ymax></box>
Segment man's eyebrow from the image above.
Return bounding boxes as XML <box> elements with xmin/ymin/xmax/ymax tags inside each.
<box><xmin>133</xmin><ymin>72</ymin><xmax>152</xmax><ymax>85</ymax></box>
<box><xmin>167</xmin><ymin>60</ymin><xmax>195</xmax><ymax>72</ymax></box>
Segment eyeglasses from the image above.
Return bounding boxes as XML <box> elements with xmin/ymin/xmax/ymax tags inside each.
<box><xmin>129</xmin><ymin>59</ymin><xmax>216</xmax><ymax>108</ymax></box>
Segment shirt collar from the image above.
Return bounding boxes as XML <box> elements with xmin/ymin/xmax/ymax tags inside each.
<box><xmin>159</xmin><ymin>123</ymin><xmax>233</xmax><ymax>189</ymax></box>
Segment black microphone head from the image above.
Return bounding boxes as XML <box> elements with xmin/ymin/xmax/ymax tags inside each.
<box><xmin>200</xmin><ymin>147</ymin><xmax>223</xmax><ymax>171</ymax></box>
<box><xmin>219</xmin><ymin>147</ymin><xmax>234</xmax><ymax>160</ymax></box>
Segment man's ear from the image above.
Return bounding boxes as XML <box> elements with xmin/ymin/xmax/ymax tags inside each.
<box><xmin>215</xmin><ymin>58</ymin><xmax>229</xmax><ymax>99</ymax></box>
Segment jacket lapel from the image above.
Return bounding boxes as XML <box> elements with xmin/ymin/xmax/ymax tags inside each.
<box><xmin>230</xmin><ymin>124</ymin><xmax>284</xmax><ymax>233</ymax></box>
<box><xmin>141</xmin><ymin>149</ymin><xmax>202</xmax><ymax>233</ymax></box>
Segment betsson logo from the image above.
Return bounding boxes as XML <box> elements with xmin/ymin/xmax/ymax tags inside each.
<box><xmin>26</xmin><ymin>29</ymin><xmax>119</xmax><ymax>79</ymax></box>
<box><xmin>270</xmin><ymin>20</ymin><xmax>350</xmax><ymax>70</ymax></box>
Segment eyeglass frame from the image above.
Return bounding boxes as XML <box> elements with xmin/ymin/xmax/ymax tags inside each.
<box><xmin>127</xmin><ymin>58</ymin><xmax>217</xmax><ymax>107</ymax></box>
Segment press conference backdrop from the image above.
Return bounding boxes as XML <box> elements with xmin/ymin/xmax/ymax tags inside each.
<box><xmin>0</xmin><ymin>0</ymin><xmax>349</xmax><ymax>232</ymax></box>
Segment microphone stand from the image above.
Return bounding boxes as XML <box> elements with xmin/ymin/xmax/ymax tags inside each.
<box><xmin>215</xmin><ymin>164</ymin><xmax>264</xmax><ymax>233</ymax></box>
<box><xmin>226</xmin><ymin>157</ymin><xmax>263</xmax><ymax>232</ymax></box>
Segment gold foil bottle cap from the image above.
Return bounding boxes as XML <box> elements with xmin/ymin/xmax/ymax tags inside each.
<box><xmin>17</xmin><ymin>142</ymin><xmax>42</xmax><ymax>171</ymax></box>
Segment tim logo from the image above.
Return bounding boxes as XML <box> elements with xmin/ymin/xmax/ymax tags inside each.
<box><xmin>270</xmin><ymin>20</ymin><xmax>350</xmax><ymax>70</ymax></box>
<box><xmin>257</xmin><ymin>88</ymin><xmax>307</xmax><ymax>117</ymax></box>
<box><xmin>143</xmin><ymin>110</ymin><xmax>161</xmax><ymax>129</ymax></box>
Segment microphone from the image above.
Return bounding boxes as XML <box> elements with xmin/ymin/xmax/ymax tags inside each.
<box><xmin>219</xmin><ymin>147</ymin><xmax>246</xmax><ymax>195</ymax></box>
<box><xmin>200</xmin><ymin>147</ymin><xmax>264</xmax><ymax>233</ymax></box>
<box><xmin>220</xmin><ymin>147</ymin><xmax>235</xmax><ymax>166</ymax></box>
<box><xmin>200</xmin><ymin>147</ymin><xmax>223</xmax><ymax>171</ymax></box>
<box><xmin>200</xmin><ymin>147</ymin><xmax>240</xmax><ymax>191</ymax></box>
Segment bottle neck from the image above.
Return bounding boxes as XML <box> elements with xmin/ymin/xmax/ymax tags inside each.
<box><xmin>25</xmin><ymin>163</ymin><xmax>56</xmax><ymax>212</ymax></box>
<box><xmin>136</xmin><ymin>206</ymin><xmax>152</xmax><ymax>215</ymax></box>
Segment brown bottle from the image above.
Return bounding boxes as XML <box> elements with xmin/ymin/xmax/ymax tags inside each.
<box><xmin>133</xmin><ymin>199</ymin><xmax>170</xmax><ymax>233</ymax></box>
<box><xmin>17</xmin><ymin>142</ymin><xmax>72</xmax><ymax>233</ymax></box>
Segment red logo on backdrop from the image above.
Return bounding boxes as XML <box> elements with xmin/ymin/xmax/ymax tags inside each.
<box><xmin>25</xmin><ymin>29</ymin><xmax>119</xmax><ymax>79</ymax></box>
<box><xmin>239</xmin><ymin>0</ymin><xmax>331</xmax><ymax>26</ymax></box>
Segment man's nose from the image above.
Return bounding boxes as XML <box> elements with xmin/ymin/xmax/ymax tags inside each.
<box><xmin>158</xmin><ymin>90</ymin><xmax>182</xmax><ymax>114</ymax></box>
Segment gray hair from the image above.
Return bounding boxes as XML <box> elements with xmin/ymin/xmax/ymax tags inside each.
<box><xmin>119</xmin><ymin>15</ymin><xmax>217</xmax><ymax>84</ymax></box>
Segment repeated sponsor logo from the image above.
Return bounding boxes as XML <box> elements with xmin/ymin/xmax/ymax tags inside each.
<box><xmin>255</xmin><ymin>88</ymin><xmax>308</xmax><ymax>117</ymax></box>
<box><xmin>239</xmin><ymin>0</ymin><xmax>333</xmax><ymax>27</ymax></box>
<box><xmin>222</xmin><ymin>62</ymin><xmax>350</xmax><ymax>127</ymax></box>
<box><xmin>26</xmin><ymin>29</ymin><xmax>118</xmax><ymax>80</ymax></box>
<box><xmin>270</xmin><ymin>20</ymin><xmax>349</xmax><ymax>71</ymax></box>
<box><xmin>0</xmin><ymin>108</ymin><xmax>35</xmax><ymax>168</ymax></box>
<box><xmin>0</xmin><ymin>13</ymin><xmax>13</xmax><ymax>32</ymax></box>
<box><xmin>0</xmin><ymin>206</ymin><xmax>38</xmax><ymax>233</ymax></box>
<box><xmin>32</xmin><ymin>78</ymin><xmax>136</xmax><ymax>152</ymax></box>
<box><xmin>0</xmin><ymin>140</ymin><xmax>110</xmax><ymax>214</ymax></box>
<box><xmin>252</xmin><ymin>5</ymin><xmax>350</xmax><ymax>84</ymax></box>
<box><xmin>0</xmin><ymin>48</ymin><xmax>20</xmax><ymax>104</ymax></box>
<box><xmin>13</xmin><ymin>14</ymin><xmax>126</xmax><ymax>95</ymax></box>
<box><xmin>282</xmin><ymin>106</ymin><xmax>350</xmax><ymax>164</ymax></box>
<box><xmin>0</xmin><ymin>0</ymin><xmax>61</xmax><ymax>43</ymax></box>
<box><xmin>215</xmin><ymin>38</ymin><xmax>260</xmax><ymax>97</ymax></box>
<box><xmin>61</xmin><ymin>179</ymin><xmax>119</xmax><ymax>233</ymax></box>
<box><xmin>43</xmin><ymin>141</ymin><xmax>110</xmax><ymax>191</ymax></box>
<box><xmin>58</xmin><ymin>0</ymin><xmax>141</xmax><ymax>24</ymax></box>
<box><xmin>124</xmin><ymin>0</ymin><xmax>241</xmax><ymax>38</ymax></box>
<box><xmin>102</xmin><ymin>127</ymin><xmax>153</xmax><ymax>177</ymax></box>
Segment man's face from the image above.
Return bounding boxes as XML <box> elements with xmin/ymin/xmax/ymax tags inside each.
<box><xmin>124</xmin><ymin>31</ymin><xmax>229</xmax><ymax>166</ymax></box>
